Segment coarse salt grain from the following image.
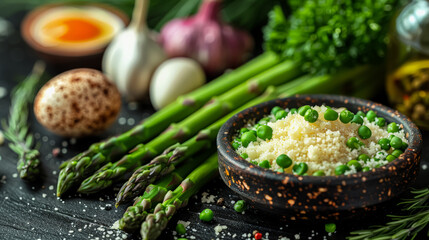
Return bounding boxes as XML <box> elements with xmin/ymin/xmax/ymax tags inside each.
<box><xmin>177</xmin><ymin>220</ymin><xmax>191</xmax><ymax>228</ymax></box>
<box><xmin>201</xmin><ymin>192</ymin><xmax>216</xmax><ymax>203</ymax></box>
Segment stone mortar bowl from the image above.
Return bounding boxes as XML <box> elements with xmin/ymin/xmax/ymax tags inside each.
<box><xmin>217</xmin><ymin>94</ymin><xmax>422</xmax><ymax>220</ymax></box>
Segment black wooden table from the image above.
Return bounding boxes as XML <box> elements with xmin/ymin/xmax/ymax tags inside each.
<box><xmin>0</xmin><ymin>11</ymin><xmax>428</xmax><ymax>240</ymax></box>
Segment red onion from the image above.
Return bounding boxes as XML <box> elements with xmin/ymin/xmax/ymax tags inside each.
<box><xmin>159</xmin><ymin>0</ymin><xmax>254</xmax><ymax>75</ymax></box>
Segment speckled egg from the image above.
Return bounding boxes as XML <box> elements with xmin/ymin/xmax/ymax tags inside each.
<box><xmin>34</xmin><ymin>68</ymin><xmax>121</xmax><ymax>137</ymax></box>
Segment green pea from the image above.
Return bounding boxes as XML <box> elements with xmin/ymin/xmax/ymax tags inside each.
<box><xmin>378</xmin><ymin>138</ymin><xmax>390</xmax><ymax>150</ymax></box>
<box><xmin>199</xmin><ymin>209</ymin><xmax>213</xmax><ymax>222</ymax></box>
<box><xmin>257</xmin><ymin>125</ymin><xmax>273</xmax><ymax>140</ymax></box>
<box><xmin>292</xmin><ymin>163</ymin><xmax>308</xmax><ymax>175</ymax></box>
<box><xmin>289</xmin><ymin>108</ymin><xmax>298</xmax><ymax>114</ymax></box>
<box><xmin>387</xmin><ymin>122</ymin><xmax>400</xmax><ymax>133</ymax></box>
<box><xmin>325</xmin><ymin>223</ymin><xmax>336</xmax><ymax>233</ymax></box>
<box><xmin>240</xmin><ymin>153</ymin><xmax>248</xmax><ymax>159</ymax></box>
<box><xmin>258</xmin><ymin>117</ymin><xmax>271</xmax><ymax>125</ymax></box>
<box><xmin>388</xmin><ymin>134</ymin><xmax>395</xmax><ymax>141</ymax></box>
<box><xmin>358</xmin><ymin>154</ymin><xmax>370</xmax><ymax>163</ymax></box>
<box><xmin>347</xmin><ymin>160</ymin><xmax>362</xmax><ymax>171</ymax></box>
<box><xmin>241</xmin><ymin>131</ymin><xmax>257</xmax><ymax>147</ymax></box>
<box><xmin>298</xmin><ymin>105</ymin><xmax>311</xmax><ymax>116</ymax></box>
<box><xmin>339</xmin><ymin>109</ymin><xmax>354</xmax><ymax>123</ymax></box>
<box><xmin>253</xmin><ymin>124</ymin><xmax>261</xmax><ymax>129</ymax></box>
<box><xmin>312</xmin><ymin>170</ymin><xmax>325</xmax><ymax>176</ymax></box>
<box><xmin>250</xmin><ymin>160</ymin><xmax>258</xmax><ymax>165</ymax></box>
<box><xmin>347</xmin><ymin>137</ymin><xmax>363</xmax><ymax>149</ymax></box>
<box><xmin>275</xmin><ymin>110</ymin><xmax>288</xmax><ymax>120</ymax></box>
<box><xmin>335</xmin><ymin>165</ymin><xmax>350</xmax><ymax>175</ymax></box>
<box><xmin>390</xmin><ymin>136</ymin><xmax>403</xmax><ymax>149</ymax></box>
<box><xmin>358</xmin><ymin>125</ymin><xmax>372</xmax><ymax>139</ymax></box>
<box><xmin>375</xmin><ymin>117</ymin><xmax>386</xmax><ymax>127</ymax></box>
<box><xmin>276</xmin><ymin>154</ymin><xmax>293</xmax><ymax>168</ymax></box>
<box><xmin>232</xmin><ymin>140</ymin><xmax>241</xmax><ymax>150</ymax></box>
<box><xmin>258</xmin><ymin>160</ymin><xmax>271</xmax><ymax>169</ymax></box>
<box><xmin>386</xmin><ymin>154</ymin><xmax>396</xmax><ymax>162</ymax></box>
<box><xmin>304</xmin><ymin>109</ymin><xmax>319</xmax><ymax>123</ymax></box>
<box><xmin>177</xmin><ymin>238</ymin><xmax>188</xmax><ymax>240</ymax></box>
<box><xmin>324</xmin><ymin>108</ymin><xmax>338</xmax><ymax>121</ymax></box>
<box><xmin>351</xmin><ymin>115</ymin><xmax>364</xmax><ymax>125</ymax></box>
<box><xmin>366</xmin><ymin>110</ymin><xmax>377</xmax><ymax>122</ymax></box>
<box><xmin>356</xmin><ymin>111</ymin><xmax>365</xmax><ymax>118</ymax></box>
<box><xmin>271</xmin><ymin>106</ymin><xmax>283</xmax><ymax>115</ymax></box>
<box><xmin>391</xmin><ymin>149</ymin><xmax>403</xmax><ymax>158</ymax></box>
<box><xmin>234</xmin><ymin>200</ymin><xmax>246</xmax><ymax>213</ymax></box>
<box><xmin>362</xmin><ymin>167</ymin><xmax>370</xmax><ymax>172</ymax></box>
<box><xmin>401</xmin><ymin>141</ymin><xmax>408</xmax><ymax>151</ymax></box>
<box><xmin>240</xmin><ymin>128</ymin><xmax>249</xmax><ymax>135</ymax></box>
<box><xmin>176</xmin><ymin>223</ymin><xmax>186</xmax><ymax>235</ymax></box>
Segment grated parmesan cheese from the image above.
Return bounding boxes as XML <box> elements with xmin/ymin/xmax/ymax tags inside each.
<box><xmin>237</xmin><ymin>106</ymin><xmax>408</xmax><ymax>175</ymax></box>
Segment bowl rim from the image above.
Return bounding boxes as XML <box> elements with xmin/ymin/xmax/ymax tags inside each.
<box><xmin>20</xmin><ymin>2</ymin><xmax>129</xmax><ymax>57</ymax></box>
<box><xmin>217</xmin><ymin>94</ymin><xmax>423</xmax><ymax>185</ymax></box>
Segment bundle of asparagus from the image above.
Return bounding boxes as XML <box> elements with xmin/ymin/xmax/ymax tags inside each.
<box><xmin>56</xmin><ymin>1</ymin><xmax>402</xmax><ymax>239</ymax></box>
<box><xmin>56</xmin><ymin>53</ymin><xmax>286</xmax><ymax>196</ymax></box>
<box><xmin>75</xmin><ymin>61</ymin><xmax>302</xmax><ymax>194</ymax></box>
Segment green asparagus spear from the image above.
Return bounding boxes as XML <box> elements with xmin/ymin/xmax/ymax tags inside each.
<box><xmin>118</xmin><ymin>150</ymin><xmax>215</xmax><ymax>233</ymax></box>
<box><xmin>140</xmin><ymin>154</ymin><xmax>219</xmax><ymax>240</ymax></box>
<box><xmin>76</xmin><ymin>61</ymin><xmax>301</xmax><ymax>194</ymax></box>
<box><xmin>56</xmin><ymin>53</ymin><xmax>280</xmax><ymax>197</ymax></box>
<box><xmin>1</xmin><ymin>61</ymin><xmax>45</xmax><ymax>180</ymax></box>
<box><xmin>115</xmin><ymin>64</ymin><xmax>374</xmax><ymax>205</ymax></box>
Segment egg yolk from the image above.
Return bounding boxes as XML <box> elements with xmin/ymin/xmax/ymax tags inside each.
<box><xmin>42</xmin><ymin>17</ymin><xmax>102</xmax><ymax>42</ymax></box>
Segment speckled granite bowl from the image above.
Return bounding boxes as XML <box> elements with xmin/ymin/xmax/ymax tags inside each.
<box><xmin>217</xmin><ymin>94</ymin><xmax>422</xmax><ymax>220</ymax></box>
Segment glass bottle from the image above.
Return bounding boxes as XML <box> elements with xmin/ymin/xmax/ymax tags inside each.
<box><xmin>387</xmin><ymin>0</ymin><xmax>429</xmax><ymax>130</ymax></box>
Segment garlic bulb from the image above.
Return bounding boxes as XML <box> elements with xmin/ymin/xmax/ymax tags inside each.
<box><xmin>102</xmin><ymin>0</ymin><xmax>166</xmax><ymax>101</ymax></box>
<box><xmin>160</xmin><ymin>0</ymin><xmax>253</xmax><ymax>76</ymax></box>
<box><xmin>150</xmin><ymin>58</ymin><xmax>206</xmax><ymax>110</ymax></box>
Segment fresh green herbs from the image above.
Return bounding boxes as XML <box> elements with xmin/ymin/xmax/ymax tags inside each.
<box><xmin>264</xmin><ymin>0</ymin><xmax>404</xmax><ymax>74</ymax></box>
<box><xmin>1</xmin><ymin>61</ymin><xmax>45</xmax><ymax>180</ymax></box>
<box><xmin>348</xmin><ymin>188</ymin><xmax>429</xmax><ymax>240</ymax></box>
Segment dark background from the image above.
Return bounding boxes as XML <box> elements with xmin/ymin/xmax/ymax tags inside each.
<box><xmin>0</xmin><ymin>6</ymin><xmax>428</xmax><ymax>240</ymax></box>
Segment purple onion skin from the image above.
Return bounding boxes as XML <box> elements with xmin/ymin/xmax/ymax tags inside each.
<box><xmin>160</xmin><ymin>0</ymin><xmax>254</xmax><ymax>76</ymax></box>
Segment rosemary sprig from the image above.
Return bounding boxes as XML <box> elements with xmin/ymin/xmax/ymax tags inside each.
<box><xmin>348</xmin><ymin>188</ymin><xmax>429</xmax><ymax>240</ymax></box>
<box><xmin>1</xmin><ymin>61</ymin><xmax>46</xmax><ymax>180</ymax></box>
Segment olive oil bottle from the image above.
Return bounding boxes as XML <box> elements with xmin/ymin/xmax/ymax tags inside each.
<box><xmin>387</xmin><ymin>0</ymin><xmax>429</xmax><ymax>130</ymax></box>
